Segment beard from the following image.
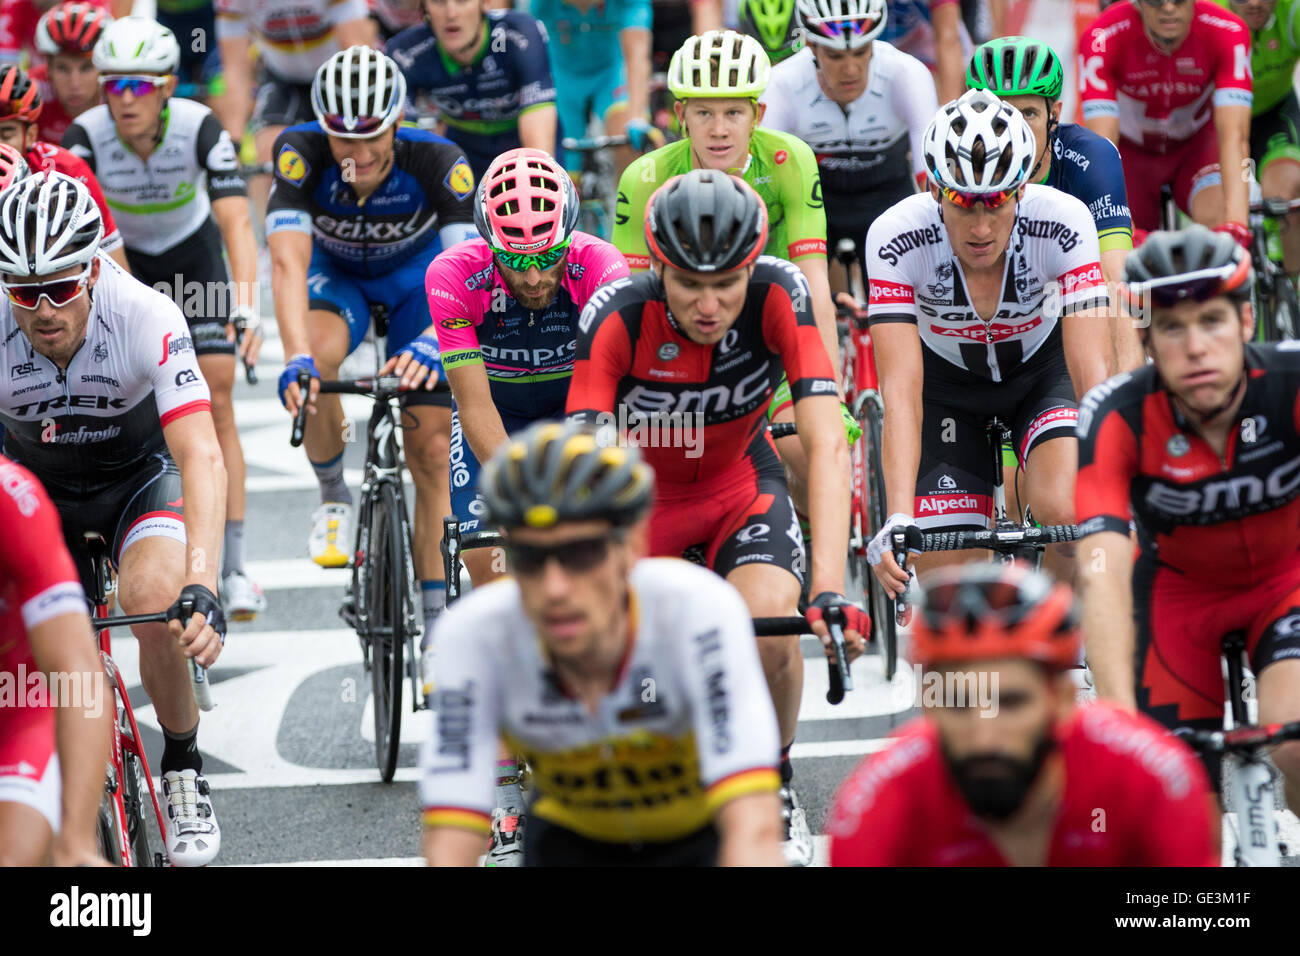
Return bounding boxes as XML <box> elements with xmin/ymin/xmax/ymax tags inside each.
<box><xmin>941</xmin><ymin>731</ymin><xmax>1057</xmax><ymax>822</ymax></box>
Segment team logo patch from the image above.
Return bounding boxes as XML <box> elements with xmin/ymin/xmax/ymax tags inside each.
<box><xmin>276</xmin><ymin>146</ymin><xmax>309</xmax><ymax>184</ymax></box>
<box><xmin>657</xmin><ymin>343</ymin><xmax>679</xmax><ymax>361</ymax></box>
<box><xmin>1167</xmin><ymin>434</ymin><xmax>1190</xmax><ymax>457</ymax></box>
<box><xmin>445</xmin><ymin>160</ymin><xmax>475</xmax><ymax>199</ymax></box>
<box><xmin>774</xmin><ymin>149</ymin><xmax>788</xmax><ymax>165</ymax></box>
<box><xmin>440</xmin><ymin>317</ymin><xmax>472</xmax><ymax>330</ymax></box>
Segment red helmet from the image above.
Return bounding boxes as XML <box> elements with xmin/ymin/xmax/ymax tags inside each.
<box><xmin>0</xmin><ymin>66</ymin><xmax>42</xmax><ymax>125</ymax></box>
<box><xmin>0</xmin><ymin>143</ymin><xmax>30</xmax><ymax>193</ymax></box>
<box><xmin>474</xmin><ymin>148</ymin><xmax>579</xmax><ymax>254</ymax></box>
<box><xmin>908</xmin><ymin>563</ymin><xmax>1080</xmax><ymax>671</ymax></box>
<box><xmin>37</xmin><ymin>2</ymin><xmax>113</xmax><ymax>57</ymax></box>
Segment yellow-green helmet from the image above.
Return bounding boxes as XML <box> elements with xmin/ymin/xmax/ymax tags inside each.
<box><xmin>668</xmin><ymin>30</ymin><xmax>772</xmax><ymax>100</ymax></box>
<box><xmin>966</xmin><ymin>36</ymin><xmax>1064</xmax><ymax>102</ymax></box>
<box><xmin>739</xmin><ymin>0</ymin><xmax>802</xmax><ymax>65</ymax></box>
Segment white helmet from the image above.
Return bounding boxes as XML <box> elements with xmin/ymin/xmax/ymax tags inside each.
<box><xmin>92</xmin><ymin>16</ymin><xmax>180</xmax><ymax>74</ymax></box>
<box><xmin>796</xmin><ymin>0</ymin><xmax>887</xmax><ymax>50</ymax></box>
<box><xmin>0</xmin><ymin>171</ymin><xmax>104</xmax><ymax>278</ymax></box>
<box><xmin>668</xmin><ymin>30</ymin><xmax>772</xmax><ymax>99</ymax></box>
<box><xmin>311</xmin><ymin>46</ymin><xmax>407</xmax><ymax>139</ymax></box>
<box><xmin>922</xmin><ymin>89</ymin><xmax>1036</xmax><ymax>193</ymax></box>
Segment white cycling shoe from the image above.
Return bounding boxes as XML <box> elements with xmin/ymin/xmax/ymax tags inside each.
<box><xmin>309</xmin><ymin>502</ymin><xmax>352</xmax><ymax>568</ymax></box>
<box><xmin>221</xmin><ymin>570</ymin><xmax>267</xmax><ymax>621</ymax></box>
<box><xmin>780</xmin><ymin>785</ymin><xmax>814</xmax><ymax>867</ymax></box>
<box><xmin>162</xmin><ymin>769</ymin><xmax>221</xmax><ymax>867</ymax></box>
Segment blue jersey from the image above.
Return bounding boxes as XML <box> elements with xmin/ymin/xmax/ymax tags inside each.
<box><xmin>387</xmin><ymin>9</ymin><xmax>556</xmax><ymax>178</ymax></box>
<box><xmin>1043</xmin><ymin>121</ymin><xmax>1133</xmax><ymax>253</ymax></box>
<box><xmin>529</xmin><ymin>0</ymin><xmax>652</xmax><ymax>76</ymax></box>
<box><xmin>265</xmin><ymin>124</ymin><xmax>477</xmax><ymax>278</ymax></box>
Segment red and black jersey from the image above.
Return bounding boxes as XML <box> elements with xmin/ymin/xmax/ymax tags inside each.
<box><xmin>1075</xmin><ymin>343</ymin><xmax>1300</xmax><ymax>587</ymax></box>
<box><xmin>566</xmin><ymin>257</ymin><xmax>836</xmax><ymax>485</ymax></box>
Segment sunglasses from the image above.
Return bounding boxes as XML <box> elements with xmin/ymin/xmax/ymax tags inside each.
<box><xmin>493</xmin><ymin>239</ymin><xmax>570</xmax><ymax>274</ymax></box>
<box><xmin>1138</xmin><ymin>0</ymin><xmax>1191</xmax><ymax>7</ymax></box>
<box><xmin>506</xmin><ymin>533</ymin><xmax>620</xmax><ymax>576</ymax></box>
<box><xmin>939</xmin><ymin>184</ymin><xmax>1018</xmax><ymax>210</ymax></box>
<box><xmin>2</xmin><ymin>263</ymin><xmax>92</xmax><ymax>309</ymax></box>
<box><xmin>1122</xmin><ymin>260</ymin><xmax>1252</xmax><ymax>310</ymax></box>
<box><xmin>320</xmin><ymin>113</ymin><xmax>385</xmax><ymax>137</ymax></box>
<box><xmin>100</xmin><ymin>75</ymin><xmax>167</xmax><ymax>97</ymax></box>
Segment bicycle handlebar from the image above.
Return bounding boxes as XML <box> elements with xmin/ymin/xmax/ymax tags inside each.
<box><xmin>230</xmin><ymin>314</ymin><xmax>258</xmax><ymax>385</ymax></box>
<box><xmin>915</xmin><ymin>525</ymin><xmax>1081</xmax><ymax>551</ymax></box>
<box><xmin>90</xmin><ymin>611</ymin><xmax>168</xmax><ymax>630</ymax></box>
<box><xmin>1175</xmin><ymin>720</ymin><xmax>1300</xmax><ymax>754</ymax></box>
<box><xmin>290</xmin><ymin>371</ymin><xmax>410</xmax><ymax>447</ymax></box>
<box><xmin>752</xmin><ymin>616</ymin><xmax>850</xmax><ymax>704</ymax></box>
<box><xmin>769</xmin><ymin>421</ymin><xmax>797</xmax><ymax>439</ymax></box>
<box><xmin>562</xmin><ymin>134</ymin><xmax>631</xmax><ymax>152</ymax></box>
<box><xmin>1251</xmin><ymin>197</ymin><xmax>1300</xmax><ymax>217</ymax></box>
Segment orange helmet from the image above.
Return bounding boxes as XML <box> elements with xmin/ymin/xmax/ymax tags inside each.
<box><xmin>907</xmin><ymin>563</ymin><xmax>1079</xmax><ymax>671</ymax></box>
<box><xmin>0</xmin><ymin>66</ymin><xmax>42</xmax><ymax>125</ymax></box>
<box><xmin>0</xmin><ymin>143</ymin><xmax>29</xmax><ymax>192</ymax></box>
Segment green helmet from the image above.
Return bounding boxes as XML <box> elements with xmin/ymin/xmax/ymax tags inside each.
<box><xmin>966</xmin><ymin>36</ymin><xmax>1064</xmax><ymax>102</ymax></box>
<box><xmin>739</xmin><ymin>0</ymin><xmax>802</xmax><ymax>65</ymax></box>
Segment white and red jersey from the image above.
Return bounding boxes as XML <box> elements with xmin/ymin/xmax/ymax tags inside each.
<box><xmin>865</xmin><ymin>186</ymin><xmax>1107</xmax><ymax>383</ymax></box>
<box><xmin>828</xmin><ymin>703</ymin><xmax>1218</xmax><ymax>866</ymax></box>
<box><xmin>1078</xmin><ymin>0</ymin><xmax>1253</xmax><ymax>153</ymax></box>
<box><xmin>0</xmin><ymin>0</ymin><xmax>111</xmax><ymax>67</ymax></box>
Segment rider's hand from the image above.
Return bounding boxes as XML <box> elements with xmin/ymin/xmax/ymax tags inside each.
<box><xmin>805</xmin><ymin>591</ymin><xmax>870</xmax><ymax>663</ymax></box>
<box><xmin>379</xmin><ymin>333</ymin><xmax>443</xmax><ymax>391</ymax></box>
<box><xmin>1214</xmin><ymin>221</ymin><xmax>1251</xmax><ymax>251</ymax></box>
<box><xmin>229</xmin><ymin>305</ymin><xmax>263</xmax><ymax>366</ymax></box>
<box><xmin>868</xmin><ymin>513</ymin><xmax>921</xmax><ymax>597</ymax></box>
<box><xmin>167</xmin><ymin>584</ymin><xmax>226</xmax><ymax>668</ymax></box>
<box><xmin>279</xmin><ymin>353</ymin><xmax>320</xmax><ymax>416</ymax></box>
<box><xmin>625</xmin><ymin>116</ymin><xmax>662</xmax><ymax>152</ymax></box>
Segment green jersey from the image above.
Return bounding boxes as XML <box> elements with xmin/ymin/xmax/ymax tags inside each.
<box><xmin>1219</xmin><ymin>0</ymin><xmax>1300</xmax><ymax>114</ymax></box>
<box><xmin>612</xmin><ymin>127</ymin><xmax>828</xmax><ymax>270</ymax></box>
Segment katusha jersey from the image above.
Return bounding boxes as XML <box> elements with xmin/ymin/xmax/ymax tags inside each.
<box><xmin>0</xmin><ymin>255</ymin><xmax>212</xmax><ymax>496</ymax></box>
<box><xmin>1043</xmin><ymin>123</ymin><xmax>1133</xmax><ymax>255</ymax></box>
<box><xmin>425</xmin><ymin>233</ymin><xmax>629</xmax><ymax>420</ymax></box>
<box><xmin>828</xmin><ymin>703</ymin><xmax>1217</xmax><ymax>866</ymax></box>
<box><xmin>62</xmin><ymin>98</ymin><xmax>246</xmax><ymax>257</ymax></box>
<box><xmin>613</xmin><ymin>128</ymin><xmax>827</xmax><ymax>271</ymax></box>
<box><xmin>760</xmin><ymin>42</ymin><xmax>933</xmax><ymax>196</ymax></box>
<box><xmin>419</xmin><ymin>558</ymin><xmax>781</xmax><ymax>844</ymax></box>
<box><xmin>865</xmin><ymin>187</ymin><xmax>1107</xmax><ymax>383</ymax></box>
<box><xmin>23</xmin><ymin>141</ymin><xmax>124</xmax><ymax>255</ymax></box>
<box><xmin>1079</xmin><ymin>0</ymin><xmax>1253</xmax><ymax>153</ymax></box>
<box><xmin>1076</xmin><ymin>343</ymin><xmax>1300</xmax><ymax>589</ymax></box>
<box><xmin>214</xmin><ymin>0</ymin><xmax>370</xmax><ymax>84</ymax></box>
<box><xmin>265</xmin><ymin>124</ymin><xmax>476</xmax><ymax>278</ymax></box>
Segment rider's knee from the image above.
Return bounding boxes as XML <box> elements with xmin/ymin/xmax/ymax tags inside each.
<box><xmin>1273</xmin><ymin>740</ymin><xmax>1300</xmax><ymax>782</ymax></box>
<box><xmin>115</xmin><ymin>562</ymin><xmax>181</xmax><ymax>618</ymax></box>
<box><xmin>405</xmin><ymin>426</ymin><xmax>449</xmax><ymax>479</ymax></box>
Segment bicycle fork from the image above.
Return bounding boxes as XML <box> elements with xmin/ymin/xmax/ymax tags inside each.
<box><xmin>1222</xmin><ymin>634</ymin><xmax>1283</xmax><ymax>866</ymax></box>
<box><xmin>100</xmin><ymin>650</ymin><xmax>168</xmax><ymax>865</ymax></box>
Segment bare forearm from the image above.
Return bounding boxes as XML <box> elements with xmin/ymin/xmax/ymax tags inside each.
<box><xmin>715</xmin><ymin>793</ymin><xmax>785</xmax><ymax>866</ymax></box>
<box><xmin>177</xmin><ymin>447</ymin><xmax>227</xmax><ymax>592</ymax></box>
<box><xmin>218</xmin><ymin>42</ymin><xmax>253</xmax><ymax>139</ymax></box>
<box><xmin>621</xmin><ymin>29</ymin><xmax>653</xmax><ymax>118</ymax></box>
<box><xmin>806</xmin><ymin>432</ymin><xmax>851</xmax><ymax>595</ymax></box>
<box><xmin>214</xmin><ymin>202</ymin><xmax>257</xmax><ymax>304</ymax></box>
<box><xmin>881</xmin><ymin>381</ymin><xmax>922</xmax><ymax>517</ymax></box>
<box><xmin>690</xmin><ymin>0</ymin><xmax>723</xmax><ymax>33</ymax></box>
<box><xmin>800</xmin><ymin>259</ymin><xmax>841</xmax><ymax>379</ymax></box>
<box><xmin>1218</xmin><ymin>114</ymin><xmax>1251</xmax><ymax>225</ymax></box>
<box><xmin>1102</xmin><ymin>247</ymin><xmax>1144</xmax><ymax>373</ymax></box>
<box><xmin>270</xmin><ymin>240</ymin><xmax>312</xmax><ymax>356</ymax></box>
<box><xmin>1085</xmin><ymin>115</ymin><xmax>1120</xmax><ymax>148</ymax></box>
<box><xmin>459</xmin><ymin>393</ymin><xmax>510</xmax><ymax>466</ymax></box>
<box><xmin>517</xmin><ymin>106</ymin><xmax>557</xmax><ymax>156</ymax></box>
<box><xmin>1064</xmin><ymin>310</ymin><xmax>1111</xmax><ymax>400</ymax></box>
<box><xmin>1079</xmin><ymin>535</ymin><xmax>1137</xmax><ymax>707</ymax></box>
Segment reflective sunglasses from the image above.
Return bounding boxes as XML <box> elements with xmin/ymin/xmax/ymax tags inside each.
<box><xmin>319</xmin><ymin>113</ymin><xmax>385</xmax><ymax>137</ymax></box>
<box><xmin>1138</xmin><ymin>0</ymin><xmax>1191</xmax><ymax>7</ymax></box>
<box><xmin>493</xmin><ymin>239</ymin><xmax>570</xmax><ymax>274</ymax></box>
<box><xmin>1122</xmin><ymin>260</ymin><xmax>1252</xmax><ymax>310</ymax></box>
<box><xmin>506</xmin><ymin>533</ymin><xmax>620</xmax><ymax>576</ymax></box>
<box><xmin>2</xmin><ymin>263</ymin><xmax>92</xmax><ymax>309</ymax></box>
<box><xmin>939</xmin><ymin>184</ymin><xmax>1018</xmax><ymax>210</ymax></box>
<box><xmin>100</xmin><ymin>75</ymin><xmax>167</xmax><ymax>97</ymax></box>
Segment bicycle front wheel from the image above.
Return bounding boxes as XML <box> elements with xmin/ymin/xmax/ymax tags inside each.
<box><xmin>97</xmin><ymin>790</ymin><xmax>122</xmax><ymax>865</ymax></box>
<box><xmin>861</xmin><ymin>393</ymin><xmax>898</xmax><ymax>681</ymax></box>
<box><xmin>368</xmin><ymin>480</ymin><xmax>409</xmax><ymax>782</ymax></box>
<box><xmin>121</xmin><ymin>749</ymin><xmax>163</xmax><ymax>866</ymax></box>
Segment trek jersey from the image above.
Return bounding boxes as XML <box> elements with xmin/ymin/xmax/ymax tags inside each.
<box><xmin>0</xmin><ymin>254</ymin><xmax>212</xmax><ymax>496</ymax></box>
<box><xmin>827</xmin><ymin>703</ymin><xmax>1217</xmax><ymax>866</ymax></box>
<box><xmin>1042</xmin><ymin>122</ymin><xmax>1133</xmax><ymax>255</ymax></box>
<box><xmin>23</xmin><ymin>141</ymin><xmax>123</xmax><ymax>255</ymax></box>
<box><xmin>419</xmin><ymin>558</ymin><xmax>781</xmax><ymax>844</ymax></box>
<box><xmin>1075</xmin><ymin>344</ymin><xmax>1300</xmax><ymax>590</ymax></box>
<box><xmin>63</xmin><ymin>99</ymin><xmax>246</xmax><ymax>256</ymax></box>
<box><xmin>613</xmin><ymin>128</ymin><xmax>828</xmax><ymax>271</ymax></box>
<box><xmin>425</xmin><ymin>233</ymin><xmax>629</xmax><ymax>419</ymax></box>
<box><xmin>865</xmin><ymin>187</ymin><xmax>1107</xmax><ymax>383</ymax></box>
<box><xmin>1079</xmin><ymin>0</ymin><xmax>1254</xmax><ymax>153</ymax></box>
<box><xmin>565</xmin><ymin>257</ymin><xmax>837</xmax><ymax>485</ymax></box>
<box><xmin>1216</xmin><ymin>0</ymin><xmax>1300</xmax><ymax>114</ymax></box>
<box><xmin>387</xmin><ymin>10</ymin><xmax>556</xmax><ymax>176</ymax></box>
<box><xmin>214</xmin><ymin>0</ymin><xmax>370</xmax><ymax>83</ymax></box>
<box><xmin>265</xmin><ymin>123</ymin><xmax>476</xmax><ymax>278</ymax></box>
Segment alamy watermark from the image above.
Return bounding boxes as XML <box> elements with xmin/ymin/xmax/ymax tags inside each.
<box><xmin>587</xmin><ymin>404</ymin><xmax>706</xmax><ymax>459</ymax></box>
<box><xmin>0</xmin><ymin>666</ymin><xmax>105</xmax><ymax>718</ymax></box>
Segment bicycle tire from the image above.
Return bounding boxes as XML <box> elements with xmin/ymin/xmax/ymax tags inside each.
<box><xmin>860</xmin><ymin>392</ymin><xmax>898</xmax><ymax>681</ymax></box>
<box><xmin>1273</xmin><ymin>273</ymin><xmax>1299</xmax><ymax>340</ymax></box>
<box><xmin>96</xmin><ymin>791</ymin><xmax>121</xmax><ymax>865</ymax></box>
<box><xmin>121</xmin><ymin>748</ymin><xmax>161</xmax><ymax>866</ymax></box>
<box><xmin>368</xmin><ymin>480</ymin><xmax>408</xmax><ymax>782</ymax></box>
<box><xmin>1255</xmin><ymin>277</ymin><xmax>1279</xmax><ymax>343</ymax></box>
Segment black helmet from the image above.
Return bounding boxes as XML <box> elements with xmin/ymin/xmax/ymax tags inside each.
<box><xmin>644</xmin><ymin>169</ymin><xmax>768</xmax><ymax>272</ymax></box>
<box><xmin>1123</xmin><ymin>225</ymin><xmax>1253</xmax><ymax>310</ymax></box>
<box><xmin>479</xmin><ymin>420</ymin><xmax>655</xmax><ymax>530</ymax></box>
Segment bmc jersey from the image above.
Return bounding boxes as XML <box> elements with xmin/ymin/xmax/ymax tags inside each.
<box><xmin>63</xmin><ymin>99</ymin><xmax>246</xmax><ymax>256</ymax></box>
<box><xmin>265</xmin><ymin>124</ymin><xmax>475</xmax><ymax>278</ymax></box>
<box><xmin>426</xmin><ymin>234</ymin><xmax>629</xmax><ymax>420</ymax></box>
<box><xmin>1043</xmin><ymin>122</ymin><xmax>1133</xmax><ymax>254</ymax></box>
<box><xmin>760</xmin><ymin>43</ymin><xmax>933</xmax><ymax>196</ymax></box>
<box><xmin>0</xmin><ymin>254</ymin><xmax>212</xmax><ymax>496</ymax></box>
<box><xmin>24</xmin><ymin>142</ymin><xmax>123</xmax><ymax>255</ymax></box>
<box><xmin>565</xmin><ymin>258</ymin><xmax>836</xmax><ymax>485</ymax></box>
<box><xmin>1079</xmin><ymin>0</ymin><xmax>1253</xmax><ymax>153</ymax></box>
<box><xmin>613</xmin><ymin>128</ymin><xmax>827</xmax><ymax>271</ymax></box>
<box><xmin>865</xmin><ymin>187</ymin><xmax>1107</xmax><ymax>383</ymax></box>
<box><xmin>419</xmin><ymin>559</ymin><xmax>781</xmax><ymax>844</ymax></box>
<box><xmin>827</xmin><ymin>704</ymin><xmax>1216</xmax><ymax>866</ymax></box>
<box><xmin>1216</xmin><ymin>0</ymin><xmax>1300</xmax><ymax>113</ymax></box>
<box><xmin>1075</xmin><ymin>345</ymin><xmax>1300</xmax><ymax>589</ymax></box>
<box><xmin>214</xmin><ymin>0</ymin><xmax>369</xmax><ymax>83</ymax></box>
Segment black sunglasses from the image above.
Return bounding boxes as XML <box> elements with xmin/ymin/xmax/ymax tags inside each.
<box><xmin>506</xmin><ymin>533</ymin><xmax>623</xmax><ymax>576</ymax></box>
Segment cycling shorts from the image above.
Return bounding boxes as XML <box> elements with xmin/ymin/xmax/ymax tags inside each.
<box><xmin>826</xmin><ymin>179</ymin><xmax>916</xmax><ymax>277</ymax></box>
<box><xmin>1134</xmin><ymin>554</ymin><xmax>1300</xmax><ymax>791</ymax></box>
<box><xmin>914</xmin><ymin>351</ymin><xmax>1077</xmax><ymax>531</ymax></box>
<box><xmin>1120</xmin><ymin>124</ymin><xmax>1221</xmax><ymax>232</ymax></box>
<box><xmin>1251</xmin><ymin>89</ymin><xmax>1300</xmax><ymax>173</ymax></box>
<box><xmin>554</xmin><ymin>61</ymin><xmax>629</xmax><ymax>171</ymax></box>
<box><xmin>524</xmin><ymin>814</ymin><xmax>719</xmax><ymax>866</ymax></box>
<box><xmin>251</xmin><ymin>73</ymin><xmax>315</xmax><ymax>133</ymax></box>
<box><xmin>125</xmin><ymin>217</ymin><xmax>236</xmax><ymax>357</ymax></box>
<box><xmin>649</xmin><ymin>439</ymin><xmax>805</xmax><ymax>585</ymax></box>
<box><xmin>447</xmin><ymin>403</ymin><xmax>562</xmax><ymax>534</ymax></box>
<box><xmin>157</xmin><ymin>6</ymin><xmax>223</xmax><ymax>93</ymax></box>
<box><xmin>50</xmin><ymin>450</ymin><xmax>186</xmax><ymax>598</ymax></box>
<box><xmin>0</xmin><ymin>712</ymin><xmax>60</xmax><ymax>833</ymax></box>
<box><xmin>307</xmin><ymin>248</ymin><xmax>452</xmax><ymax>407</ymax></box>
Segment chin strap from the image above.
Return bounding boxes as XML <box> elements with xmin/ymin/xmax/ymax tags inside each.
<box><xmin>1194</xmin><ymin>370</ymin><xmax>1247</xmax><ymax>425</ymax></box>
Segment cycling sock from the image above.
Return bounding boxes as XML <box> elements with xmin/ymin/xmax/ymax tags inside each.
<box><xmin>310</xmin><ymin>451</ymin><xmax>353</xmax><ymax>506</ymax></box>
<box><xmin>222</xmin><ymin>520</ymin><xmax>244</xmax><ymax>577</ymax></box>
<box><xmin>780</xmin><ymin>745</ymin><xmax>793</xmax><ymax>786</ymax></box>
<box><xmin>160</xmin><ymin>720</ymin><xmax>203</xmax><ymax>775</ymax></box>
<box><xmin>421</xmin><ymin>580</ymin><xmax>445</xmax><ymax>640</ymax></box>
<box><xmin>495</xmin><ymin>759</ymin><xmax>524</xmax><ymax>812</ymax></box>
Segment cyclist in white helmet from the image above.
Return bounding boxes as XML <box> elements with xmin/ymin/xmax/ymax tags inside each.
<box><xmin>864</xmin><ymin>89</ymin><xmax>1112</xmax><ymax>590</ymax></box>
<box><xmin>63</xmin><ymin>15</ymin><xmax>266</xmax><ymax>621</ymax></box>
